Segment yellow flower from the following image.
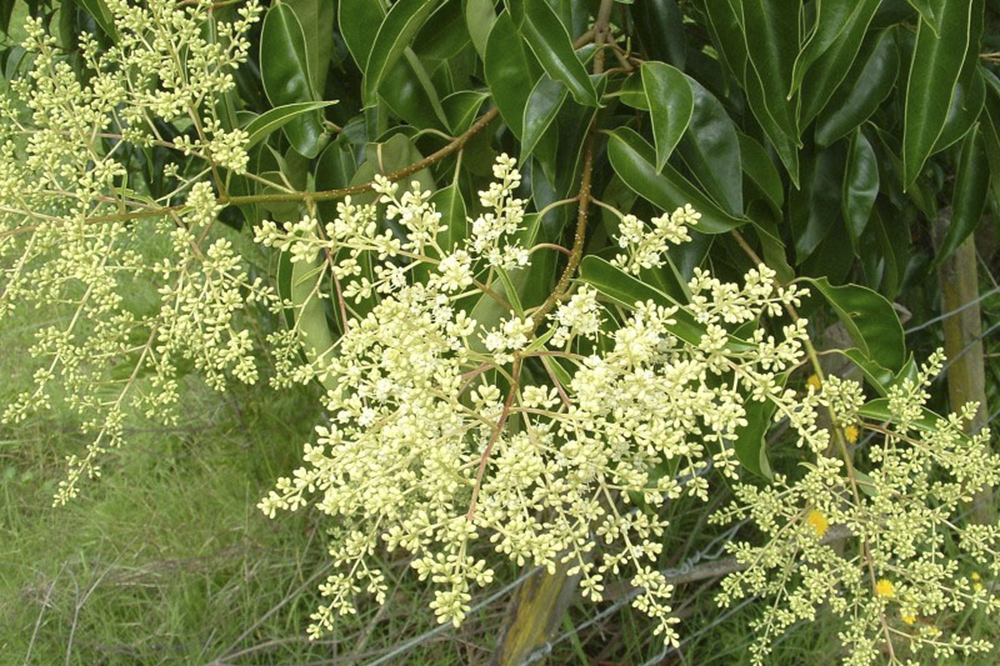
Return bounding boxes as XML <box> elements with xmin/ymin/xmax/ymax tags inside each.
<box><xmin>876</xmin><ymin>579</ymin><xmax>895</xmax><ymax>598</ymax></box>
<box><xmin>902</xmin><ymin>615</ymin><xmax>916</xmax><ymax>625</ymax></box>
<box><xmin>806</xmin><ymin>509</ymin><xmax>830</xmax><ymax>537</ymax></box>
<box><xmin>806</xmin><ymin>374</ymin><xmax>822</xmax><ymax>391</ymax></box>
<box><xmin>971</xmin><ymin>572</ymin><xmax>981</xmax><ymax>581</ymax></box>
<box><xmin>844</xmin><ymin>424</ymin><xmax>859</xmax><ymax>443</ymax></box>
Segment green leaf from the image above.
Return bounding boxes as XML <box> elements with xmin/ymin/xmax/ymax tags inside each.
<box><xmin>78</xmin><ymin>0</ymin><xmax>117</xmax><ymax>41</ymax></box>
<box><xmin>632</xmin><ymin>0</ymin><xmax>686</xmax><ymax>70</ymax></box>
<box><xmin>744</xmin><ymin>61</ymin><xmax>801</xmax><ymax>186</ymax></box>
<box><xmin>790</xmin><ymin>144</ymin><xmax>846</xmax><ymax>262</ymax></box>
<box><xmin>641</xmin><ymin>62</ymin><xmax>693</xmax><ymax>172</ymax></box>
<box><xmin>363</xmin><ymin>0</ymin><xmax>441</xmax><ymax>105</ymax></box>
<box><xmin>738</xmin><ymin>132</ymin><xmax>784</xmax><ymax>213</ymax></box>
<box><xmin>981</xmin><ymin>73</ymin><xmax>1000</xmax><ymax>199</ymax></box>
<box><xmin>442</xmin><ymin>91</ymin><xmax>490</xmax><ymax>135</ymax></box>
<box><xmin>677</xmin><ymin>75</ymin><xmax>742</xmax><ymax>216</ymax></box>
<box><xmin>289</xmin><ymin>242</ymin><xmax>338</xmax><ymax>392</ymax></box>
<box><xmin>815</xmin><ymin>28</ymin><xmax>900</xmax><ymax>147</ymax></box>
<box><xmin>243</xmin><ymin>101</ymin><xmax>338</xmax><ymax>151</ymax></box>
<box><xmin>315</xmin><ymin>141</ymin><xmax>356</xmax><ymax>220</ymax></box>
<box><xmin>485</xmin><ymin>10</ymin><xmax>539</xmax><ymax>139</ymax></box>
<box><xmin>837</xmin><ymin>348</ymin><xmax>895</xmax><ymax>396</ymax></box>
<box><xmin>465</xmin><ymin>0</ymin><xmax>497</xmax><ymax>58</ymax></box>
<box><xmin>430</xmin><ymin>185</ymin><xmax>468</xmax><ymax>253</ymax></box>
<box><xmin>931</xmin><ymin>123</ymin><xmax>989</xmax><ymax>270</ymax></box>
<box><xmin>842</xmin><ymin>129</ymin><xmax>879</xmax><ymax>255</ymax></box>
<box><xmin>339</xmin><ymin>0</ymin><xmax>384</xmax><ymax>69</ymax></box>
<box><xmin>805</xmin><ymin>276</ymin><xmax>906</xmax><ymax>372</ymax></box>
<box><xmin>906</xmin><ymin>0</ymin><xmax>942</xmax><ymax>35</ymax></box>
<box><xmin>790</xmin><ymin>0</ymin><xmax>883</xmax><ymax>100</ymax></box>
<box><xmin>618</xmin><ymin>73</ymin><xmax>649</xmax><ymax>110</ymax></box>
<box><xmin>734</xmin><ymin>397</ymin><xmax>777</xmax><ymax>479</ymax></box>
<box><xmin>414</xmin><ymin>0</ymin><xmax>472</xmax><ymax>61</ymax></box>
<box><xmin>260</xmin><ymin>2</ymin><xmax>327</xmax><ymax>158</ymax></box>
<box><xmin>379</xmin><ymin>48</ymin><xmax>450</xmax><ymax>131</ymax></box>
<box><xmin>579</xmin><ymin>256</ymin><xmax>755</xmax><ymax>353</ymax></box>
<box><xmin>932</xmin><ymin>69</ymin><xmax>986</xmax><ymax>155</ymax></box>
<box><xmin>579</xmin><ymin>257</ymin><xmax>705</xmax><ymax>346</ymax></box>
<box><xmin>902</xmin><ymin>0</ymin><xmax>973</xmax><ymax>189</ymax></box>
<box><xmin>702</xmin><ymin>0</ymin><xmax>747</xmax><ymax>86</ymax></box>
<box><xmin>518</xmin><ymin>0</ymin><xmax>597</xmax><ymax>106</ymax></box>
<box><xmin>605</xmin><ymin>128</ymin><xmax>745</xmax><ymax>234</ymax></box>
<box><xmin>285</xmin><ymin>0</ymin><xmax>334</xmax><ymax>96</ymax></box>
<box><xmin>798</xmin><ymin>0</ymin><xmax>882</xmax><ymax>131</ymax></box>
<box><xmin>521</xmin><ymin>75</ymin><xmax>568</xmax><ymax>167</ymax></box>
<box><xmin>860</xmin><ymin>398</ymin><xmax>965</xmax><ymax>439</ymax></box>
<box><xmin>742</xmin><ymin>0</ymin><xmax>800</xmax><ymax>140</ymax></box>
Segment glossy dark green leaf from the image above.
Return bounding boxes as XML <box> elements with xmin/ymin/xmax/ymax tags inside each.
<box><xmin>747</xmin><ymin>202</ymin><xmax>794</xmax><ymax>285</ymax></box>
<box><xmin>379</xmin><ymin>49</ymin><xmax>450</xmax><ymax>130</ymax></box>
<box><xmin>791</xmin><ymin>0</ymin><xmax>883</xmax><ymax>100</ymax></box>
<box><xmin>579</xmin><ymin>257</ymin><xmax>706</xmax><ymax>346</ymax></box>
<box><xmin>744</xmin><ymin>61</ymin><xmax>801</xmax><ymax>186</ymax></box>
<box><xmin>790</xmin><ymin>143</ymin><xmax>846</xmax><ymax>262</ymax></box>
<box><xmin>78</xmin><ymin>0</ymin><xmax>117</xmax><ymax>41</ymax></box>
<box><xmin>678</xmin><ymin>75</ymin><xmax>742</xmax><ymax>216</ymax></box>
<box><xmin>742</xmin><ymin>0</ymin><xmax>800</xmax><ymax>140</ymax></box>
<box><xmin>815</xmin><ymin>28</ymin><xmax>900</xmax><ymax>146</ymax></box>
<box><xmin>580</xmin><ymin>256</ymin><xmax>755</xmax><ymax>353</ymax></box>
<box><xmin>632</xmin><ymin>0</ymin><xmax>686</xmax><ymax>70</ymax></box>
<box><xmin>842</xmin><ymin>128</ymin><xmax>879</xmax><ymax>255</ymax></box>
<box><xmin>859</xmin><ymin>398</ymin><xmax>966</xmax><ymax>439</ymax></box>
<box><xmin>285</xmin><ymin>0</ymin><xmax>334</xmax><ymax>96</ymax></box>
<box><xmin>618</xmin><ymin>73</ymin><xmax>649</xmax><ymax>110</ymax></box>
<box><xmin>363</xmin><ymin>0</ymin><xmax>441</xmax><ymax>104</ymax></box>
<box><xmin>981</xmin><ymin>74</ymin><xmax>1000</xmax><ymax>198</ymax></box>
<box><xmin>430</xmin><ymin>185</ymin><xmax>468</xmax><ymax>253</ymax></box>
<box><xmin>702</xmin><ymin>0</ymin><xmax>747</xmax><ymax>85</ymax></box>
<box><xmin>931</xmin><ymin>123</ymin><xmax>989</xmax><ymax>270</ymax></box>
<box><xmin>289</xmin><ymin>245</ymin><xmax>338</xmax><ymax>391</ymax></box>
<box><xmin>738</xmin><ymin>132</ymin><xmax>784</xmax><ymax>213</ymax></box>
<box><xmin>932</xmin><ymin>68</ymin><xmax>986</xmax><ymax>155</ymax></box>
<box><xmin>484</xmin><ymin>10</ymin><xmax>538</xmax><ymax>139</ymax></box>
<box><xmin>414</xmin><ymin>0</ymin><xmax>471</xmax><ymax>61</ymax></box>
<box><xmin>837</xmin><ymin>348</ymin><xmax>895</xmax><ymax>396</ymax></box>
<box><xmin>261</xmin><ymin>2</ymin><xmax>327</xmax><ymax>158</ymax></box>
<box><xmin>339</xmin><ymin>0</ymin><xmax>384</xmax><ymax>69</ymax></box>
<box><xmin>906</xmin><ymin>0</ymin><xmax>942</xmax><ymax>35</ymax></box>
<box><xmin>606</xmin><ymin>127</ymin><xmax>746</xmax><ymax>234</ymax></box>
<box><xmin>465</xmin><ymin>0</ymin><xmax>497</xmax><ymax>58</ymax></box>
<box><xmin>641</xmin><ymin>62</ymin><xmax>693</xmax><ymax>172</ymax></box>
<box><xmin>734</xmin><ymin>396</ymin><xmax>776</xmax><ymax>478</ymax></box>
<box><xmin>442</xmin><ymin>91</ymin><xmax>489</xmax><ymax>135</ymax></box>
<box><xmin>521</xmin><ymin>75</ymin><xmax>567</xmax><ymax>166</ymax></box>
<box><xmin>902</xmin><ymin>0</ymin><xmax>973</xmax><ymax>189</ymax></box>
<box><xmin>315</xmin><ymin>141</ymin><xmax>356</xmax><ymax>220</ymax></box>
<box><xmin>805</xmin><ymin>276</ymin><xmax>906</xmax><ymax>371</ymax></box>
<box><xmin>798</xmin><ymin>0</ymin><xmax>882</xmax><ymax>131</ymax></box>
<box><xmin>518</xmin><ymin>0</ymin><xmax>597</xmax><ymax>106</ymax></box>
<box><xmin>243</xmin><ymin>101</ymin><xmax>337</xmax><ymax>151</ymax></box>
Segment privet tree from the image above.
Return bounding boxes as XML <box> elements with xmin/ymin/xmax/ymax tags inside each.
<box><xmin>1</xmin><ymin>0</ymin><xmax>999</xmax><ymax>664</ymax></box>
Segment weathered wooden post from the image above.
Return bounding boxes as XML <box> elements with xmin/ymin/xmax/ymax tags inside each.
<box><xmin>935</xmin><ymin>211</ymin><xmax>995</xmax><ymax>525</ymax></box>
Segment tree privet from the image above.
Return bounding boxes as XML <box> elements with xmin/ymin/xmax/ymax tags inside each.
<box><xmin>2</xmin><ymin>1</ymin><xmax>999</xmax><ymax>664</ymax></box>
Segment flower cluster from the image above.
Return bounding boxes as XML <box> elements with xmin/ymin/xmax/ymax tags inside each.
<box><xmin>611</xmin><ymin>204</ymin><xmax>698</xmax><ymax>275</ymax></box>
<box><xmin>712</xmin><ymin>352</ymin><xmax>1000</xmax><ymax>665</ymax></box>
<box><xmin>0</xmin><ymin>0</ymin><xmax>266</xmax><ymax>504</ymax></box>
<box><xmin>256</xmin><ymin>156</ymin><xmax>817</xmax><ymax>642</ymax></box>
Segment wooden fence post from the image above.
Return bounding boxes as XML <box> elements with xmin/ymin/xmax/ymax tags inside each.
<box><xmin>935</xmin><ymin>211</ymin><xmax>995</xmax><ymax>525</ymax></box>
